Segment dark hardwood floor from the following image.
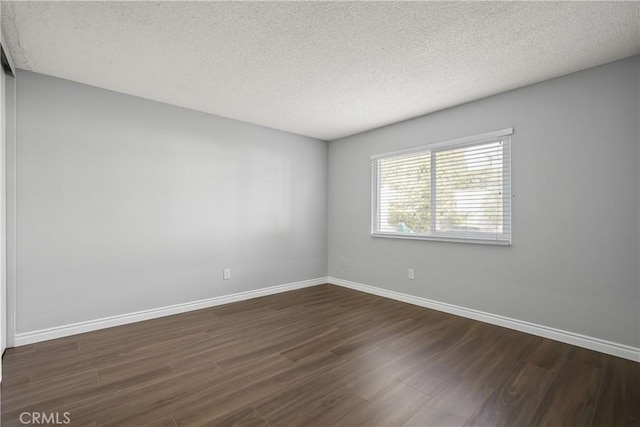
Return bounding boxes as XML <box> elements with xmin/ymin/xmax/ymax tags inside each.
<box><xmin>2</xmin><ymin>284</ymin><xmax>639</xmax><ymax>426</ymax></box>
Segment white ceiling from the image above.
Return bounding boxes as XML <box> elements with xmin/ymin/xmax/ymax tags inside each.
<box><xmin>1</xmin><ymin>1</ymin><xmax>639</xmax><ymax>141</ymax></box>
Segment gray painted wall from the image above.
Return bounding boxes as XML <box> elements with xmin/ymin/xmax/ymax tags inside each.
<box><xmin>15</xmin><ymin>70</ymin><xmax>328</xmax><ymax>334</ymax></box>
<box><xmin>1</xmin><ymin>63</ymin><xmax>6</xmax><ymax>353</ymax></box>
<box><xmin>5</xmin><ymin>72</ymin><xmax>15</xmax><ymax>347</ymax></box>
<box><xmin>328</xmin><ymin>56</ymin><xmax>640</xmax><ymax>348</ymax></box>
<box><xmin>1</xmin><ymin>67</ymin><xmax>15</xmax><ymax>354</ymax></box>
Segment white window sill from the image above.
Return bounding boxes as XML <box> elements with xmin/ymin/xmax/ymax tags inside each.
<box><xmin>371</xmin><ymin>232</ymin><xmax>512</xmax><ymax>246</ymax></box>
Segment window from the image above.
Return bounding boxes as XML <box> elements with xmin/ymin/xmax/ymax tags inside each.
<box><xmin>371</xmin><ymin>128</ymin><xmax>512</xmax><ymax>245</ymax></box>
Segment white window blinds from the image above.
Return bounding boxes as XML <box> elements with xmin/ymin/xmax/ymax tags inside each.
<box><xmin>371</xmin><ymin>129</ymin><xmax>512</xmax><ymax>245</ymax></box>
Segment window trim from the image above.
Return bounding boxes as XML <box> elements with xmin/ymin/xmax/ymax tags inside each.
<box><xmin>371</xmin><ymin>128</ymin><xmax>513</xmax><ymax>246</ymax></box>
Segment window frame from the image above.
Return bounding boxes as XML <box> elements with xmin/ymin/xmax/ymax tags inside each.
<box><xmin>371</xmin><ymin>128</ymin><xmax>513</xmax><ymax>246</ymax></box>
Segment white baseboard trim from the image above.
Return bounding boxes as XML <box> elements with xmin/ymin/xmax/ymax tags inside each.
<box><xmin>14</xmin><ymin>276</ymin><xmax>639</xmax><ymax>362</ymax></box>
<box><xmin>328</xmin><ymin>276</ymin><xmax>640</xmax><ymax>362</ymax></box>
<box><xmin>13</xmin><ymin>277</ymin><xmax>328</xmax><ymax>347</ymax></box>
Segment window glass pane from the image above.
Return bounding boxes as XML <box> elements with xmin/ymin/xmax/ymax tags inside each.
<box><xmin>378</xmin><ymin>153</ymin><xmax>430</xmax><ymax>233</ymax></box>
<box><xmin>435</xmin><ymin>141</ymin><xmax>504</xmax><ymax>234</ymax></box>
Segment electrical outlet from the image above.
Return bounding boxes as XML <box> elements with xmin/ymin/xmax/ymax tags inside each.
<box><xmin>223</xmin><ymin>268</ymin><xmax>231</xmax><ymax>280</ymax></box>
<box><xmin>408</xmin><ymin>268</ymin><xmax>415</xmax><ymax>280</ymax></box>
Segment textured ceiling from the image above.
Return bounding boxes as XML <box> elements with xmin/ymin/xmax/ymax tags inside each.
<box><xmin>1</xmin><ymin>1</ymin><xmax>639</xmax><ymax>140</ymax></box>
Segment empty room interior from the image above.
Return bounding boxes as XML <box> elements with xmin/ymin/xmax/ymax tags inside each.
<box><xmin>0</xmin><ymin>1</ymin><xmax>639</xmax><ymax>426</ymax></box>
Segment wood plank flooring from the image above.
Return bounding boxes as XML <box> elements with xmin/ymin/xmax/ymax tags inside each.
<box><xmin>2</xmin><ymin>284</ymin><xmax>638</xmax><ymax>426</ymax></box>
